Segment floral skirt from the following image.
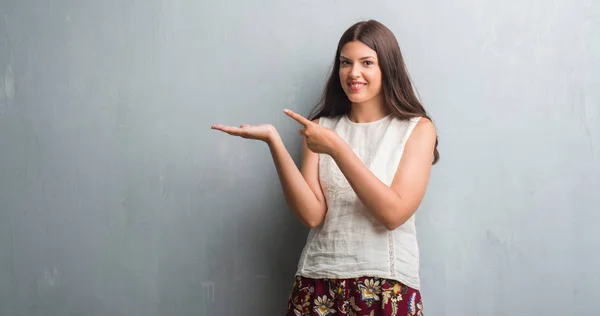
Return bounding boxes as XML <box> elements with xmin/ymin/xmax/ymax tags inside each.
<box><xmin>286</xmin><ymin>275</ymin><xmax>423</xmax><ymax>316</ymax></box>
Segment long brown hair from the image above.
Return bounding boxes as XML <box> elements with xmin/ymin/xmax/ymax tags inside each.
<box><xmin>308</xmin><ymin>20</ymin><xmax>439</xmax><ymax>164</ymax></box>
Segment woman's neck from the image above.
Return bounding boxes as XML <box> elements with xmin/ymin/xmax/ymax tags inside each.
<box><xmin>347</xmin><ymin>98</ymin><xmax>389</xmax><ymax>123</ymax></box>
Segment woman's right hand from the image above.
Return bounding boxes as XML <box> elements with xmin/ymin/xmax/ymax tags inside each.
<box><xmin>211</xmin><ymin>123</ymin><xmax>278</xmax><ymax>143</ymax></box>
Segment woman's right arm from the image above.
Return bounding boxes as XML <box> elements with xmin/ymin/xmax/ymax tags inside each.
<box><xmin>267</xmin><ymin>121</ymin><xmax>327</xmax><ymax>228</ymax></box>
<box><xmin>211</xmin><ymin>120</ymin><xmax>327</xmax><ymax>228</ymax></box>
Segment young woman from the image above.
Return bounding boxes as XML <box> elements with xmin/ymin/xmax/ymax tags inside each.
<box><xmin>212</xmin><ymin>20</ymin><xmax>438</xmax><ymax>316</ymax></box>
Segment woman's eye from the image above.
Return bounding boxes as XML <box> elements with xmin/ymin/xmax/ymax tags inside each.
<box><xmin>364</xmin><ymin>61</ymin><xmax>373</xmax><ymax>66</ymax></box>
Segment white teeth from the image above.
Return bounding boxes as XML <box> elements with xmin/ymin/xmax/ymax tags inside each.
<box><xmin>350</xmin><ymin>83</ymin><xmax>364</xmax><ymax>89</ymax></box>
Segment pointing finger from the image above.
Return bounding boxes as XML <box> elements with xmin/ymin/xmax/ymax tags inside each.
<box><xmin>284</xmin><ymin>109</ymin><xmax>312</xmax><ymax>127</ymax></box>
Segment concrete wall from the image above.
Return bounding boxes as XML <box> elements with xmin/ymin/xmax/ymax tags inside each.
<box><xmin>0</xmin><ymin>0</ymin><xmax>598</xmax><ymax>315</ymax></box>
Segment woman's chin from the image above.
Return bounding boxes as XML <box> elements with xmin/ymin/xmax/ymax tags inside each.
<box><xmin>346</xmin><ymin>95</ymin><xmax>367</xmax><ymax>104</ymax></box>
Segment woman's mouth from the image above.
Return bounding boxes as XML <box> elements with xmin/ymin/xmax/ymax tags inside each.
<box><xmin>348</xmin><ymin>82</ymin><xmax>366</xmax><ymax>92</ymax></box>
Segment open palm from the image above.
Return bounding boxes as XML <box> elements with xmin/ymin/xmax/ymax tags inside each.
<box><xmin>211</xmin><ymin>123</ymin><xmax>276</xmax><ymax>142</ymax></box>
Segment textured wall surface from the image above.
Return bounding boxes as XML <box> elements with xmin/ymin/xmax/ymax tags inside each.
<box><xmin>0</xmin><ymin>0</ymin><xmax>598</xmax><ymax>315</ymax></box>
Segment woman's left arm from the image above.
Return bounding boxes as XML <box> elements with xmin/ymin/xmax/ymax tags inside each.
<box><xmin>330</xmin><ymin>118</ymin><xmax>437</xmax><ymax>230</ymax></box>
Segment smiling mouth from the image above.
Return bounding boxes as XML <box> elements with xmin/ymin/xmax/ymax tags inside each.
<box><xmin>348</xmin><ymin>83</ymin><xmax>366</xmax><ymax>92</ymax></box>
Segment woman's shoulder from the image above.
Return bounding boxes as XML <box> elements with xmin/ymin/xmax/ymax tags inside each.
<box><xmin>388</xmin><ymin>116</ymin><xmax>436</xmax><ymax>141</ymax></box>
<box><xmin>405</xmin><ymin>116</ymin><xmax>436</xmax><ymax>144</ymax></box>
<box><xmin>412</xmin><ymin>116</ymin><xmax>434</xmax><ymax>130</ymax></box>
<box><xmin>391</xmin><ymin>116</ymin><xmax>433</xmax><ymax>128</ymax></box>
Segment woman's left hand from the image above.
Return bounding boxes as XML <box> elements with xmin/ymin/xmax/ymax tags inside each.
<box><xmin>284</xmin><ymin>109</ymin><xmax>341</xmax><ymax>156</ymax></box>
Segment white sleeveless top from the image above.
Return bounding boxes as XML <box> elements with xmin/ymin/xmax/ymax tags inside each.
<box><xmin>295</xmin><ymin>113</ymin><xmax>422</xmax><ymax>290</ymax></box>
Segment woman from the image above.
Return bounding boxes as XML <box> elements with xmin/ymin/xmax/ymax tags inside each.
<box><xmin>212</xmin><ymin>20</ymin><xmax>438</xmax><ymax>316</ymax></box>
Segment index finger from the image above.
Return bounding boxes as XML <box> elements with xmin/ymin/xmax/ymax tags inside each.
<box><xmin>284</xmin><ymin>109</ymin><xmax>313</xmax><ymax>126</ymax></box>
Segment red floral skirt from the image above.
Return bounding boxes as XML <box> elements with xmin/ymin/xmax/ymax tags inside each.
<box><xmin>286</xmin><ymin>275</ymin><xmax>423</xmax><ymax>316</ymax></box>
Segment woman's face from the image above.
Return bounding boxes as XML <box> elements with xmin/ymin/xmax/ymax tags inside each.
<box><xmin>338</xmin><ymin>41</ymin><xmax>383</xmax><ymax>105</ymax></box>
